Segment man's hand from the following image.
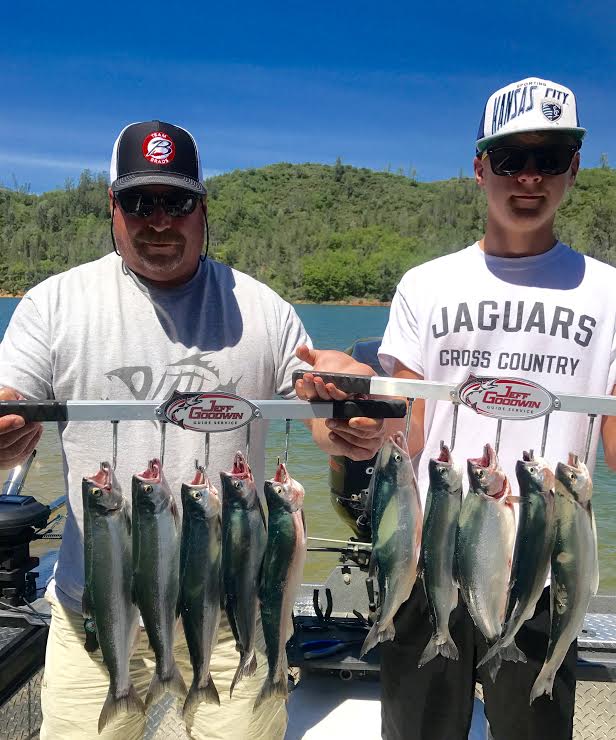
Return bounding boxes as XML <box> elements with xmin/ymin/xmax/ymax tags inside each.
<box><xmin>294</xmin><ymin>344</ymin><xmax>386</xmax><ymax>461</ymax></box>
<box><xmin>0</xmin><ymin>388</ymin><xmax>43</xmax><ymax>469</ymax></box>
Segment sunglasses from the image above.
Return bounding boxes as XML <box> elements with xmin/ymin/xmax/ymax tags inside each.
<box><xmin>482</xmin><ymin>144</ymin><xmax>579</xmax><ymax>177</ymax></box>
<box><xmin>116</xmin><ymin>189</ymin><xmax>201</xmax><ymax>218</ymax></box>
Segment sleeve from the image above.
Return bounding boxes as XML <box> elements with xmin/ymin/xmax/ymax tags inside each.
<box><xmin>273</xmin><ymin>301</ymin><xmax>313</xmax><ymax>399</ymax></box>
<box><xmin>0</xmin><ymin>294</ymin><xmax>53</xmax><ymax>399</ymax></box>
<box><xmin>378</xmin><ymin>271</ymin><xmax>424</xmax><ymax>377</ymax></box>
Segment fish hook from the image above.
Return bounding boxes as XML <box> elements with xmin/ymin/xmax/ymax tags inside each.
<box><xmin>159</xmin><ymin>421</ymin><xmax>167</xmax><ymax>468</ymax></box>
<box><xmin>111</xmin><ymin>420</ymin><xmax>119</xmax><ymax>470</ymax></box>
<box><xmin>284</xmin><ymin>419</ymin><xmax>291</xmax><ymax>465</ymax></box>
<box><xmin>583</xmin><ymin>414</ymin><xmax>597</xmax><ymax>464</ymax></box>
<box><xmin>449</xmin><ymin>402</ymin><xmax>459</xmax><ymax>452</ymax></box>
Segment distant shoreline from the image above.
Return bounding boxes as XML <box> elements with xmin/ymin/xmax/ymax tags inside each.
<box><xmin>0</xmin><ymin>293</ymin><xmax>390</xmax><ymax>305</ymax></box>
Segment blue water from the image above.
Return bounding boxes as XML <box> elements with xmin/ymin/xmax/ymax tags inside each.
<box><xmin>1</xmin><ymin>298</ymin><xmax>615</xmax><ymax>588</ymax></box>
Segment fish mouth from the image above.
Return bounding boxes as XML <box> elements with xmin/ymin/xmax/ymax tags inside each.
<box><xmin>85</xmin><ymin>461</ymin><xmax>113</xmax><ymax>490</ymax></box>
<box><xmin>229</xmin><ymin>451</ymin><xmax>253</xmax><ymax>480</ymax></box>
<box><xmin>568</xmin><ymin>452</ymin><xmax>580</xmax><ymax>468</ymax></box>
<box><xmin>390</xmin><ymin>432</ymin><xmax>409</xmax><ymax>455</ymax></box>
<box><xmin>469</xmin><ymin>443</ymin><xmax>495</xmax><ymax>470</ymax></box>
<box><xmin>437</xmin><ymin>442</ymin><xmax>451</xmax><ymax>464</ymax></box>
<box><xmin>274</xmin><ymin>461</ymin><xmax>290</xmax><ymax>484</ymax></box>
<box><xmin>136</xmin><ymin>458</ymin><xmax>161</xmax><ymax>483</ymax></box>
<box><xmin>191</xmin><ymin>466</ymin><xmax>207</xmax><ymax>487</ymax></box>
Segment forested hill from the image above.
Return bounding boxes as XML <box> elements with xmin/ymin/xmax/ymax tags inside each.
<box><xmin>1</xmin><ymin>163</ymin><xmax>615</xmax><ymax>301</ymax></box>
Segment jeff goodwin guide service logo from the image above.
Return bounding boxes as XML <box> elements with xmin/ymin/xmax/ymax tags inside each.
<box><xmin>157</xmin><ymin>391</ymin><xmax>259</xmax><ymax>432</ymax></box>
<box><xmin>457</xmin><ymin>375</ymin><xmax>556</xmax><ymax>420</ymax></box>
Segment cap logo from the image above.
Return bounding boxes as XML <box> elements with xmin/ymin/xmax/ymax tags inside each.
<box><xmin>142</xmin><ymin>132</ymin><xmax>176</xmax><ymax>165</ymax></box>
<box><xmin>541</xmin><ymin>100</ymin><xmax>563</xmax><ymax>122</ymax></box>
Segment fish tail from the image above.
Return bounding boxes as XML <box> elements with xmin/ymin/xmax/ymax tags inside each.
<box><xmin>145</xmin><ymin>662</ymin><xmax>187</xmax><ymax>708</ymax></box>
<box><xmin>529</xmin><ymin>667</ymin><xmax>554</xmax><ymax>704</ymax></box>
<box><xmin>182</xmin><ymin>675</ymin><xmax>220</xmax><ymax>726</ymax></box>
<box><xmin>418</xmin><ymin>633</ymin><xmax>459</xmax><ymax>668</ymax></box>
<box><xmin>98</xmin><ymin>684</ymin><xmax>145</xmax><ymax>734</ymax></box>
<box><xmin>360</xmin><ymin>620</ymin><xmax>395</xmax><ymax>658</ymax></box>
<box><xmin>230</xmin><ymin>651</ymin><xmax>257</xmax><ymax>697</ymax></box>
<box><xmin>478</xmin><ymin>639</ymin><xmax>527</xmax><ymax>680</ymax></box>
<box><xmin>253</xmin><ymin>674</ymin><xmax>288</xmax><ymax>711</ymax></box>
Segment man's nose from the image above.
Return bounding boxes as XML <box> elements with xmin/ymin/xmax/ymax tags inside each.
<box><xmin>146</xmin><ymin>205</ymin><xmax>172</xmax><ymax>230</ymax></box>
<box><xmin>516</xmin><ymin>154</ymin><xmax>543</xmax><ymax>184</ymax></box>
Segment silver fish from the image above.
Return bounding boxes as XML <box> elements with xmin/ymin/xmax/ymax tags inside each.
<box><xmin>456</xmin><ymin>444</ymin><xmax>516</xmax><ymax>649</ymax></box>
<box><xmin>479</xmin><ymin>451</ymin><xmax>555</xmax><ymax>679</ymax></box>
<box><xmin>83</xmin><ymin>462</ymin><xmax>144</xmax><ymax>734</ymax></box>
<box><xmin>361</xmin><ymin>432</ymin><xmax>422</xmax><ymax>657</ymax></box>
<box><xmin>418</xmin><ymin>443</ymin><xmax>463</xmax><ymax>667</ymax></box>
<box><xmin>220</xmin><ymin>452</ymin><xmax>267</xmax><ymax>697</ymax></box>
<box><xmin>132</xmin><ymin>458</ymin><xmax>186</xmax><ymax>708</ymax></box>
<box><xmin>530</xmin><ymin>453</ymin><xmax>599</xmax><ymax>703</ymax></box>
<box><xmin>255</xmin><ymin>462</ymin><xmax>307</xmax><ymax>710</ymax></box>
<box><xmin>179</xmin><ymin>466</ymin><xmax>222</xmax><ymax>725</ymax></box>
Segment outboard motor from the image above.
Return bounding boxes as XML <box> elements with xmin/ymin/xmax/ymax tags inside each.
<box><xmin>0</xmin><ymin>452</ymin><xmax>50</xmax><ymax>605</ymax></box>
<box><xmin>329</xmin><ymin>338</ymin><xmax>384</xmax><ymax>542</ymax></box>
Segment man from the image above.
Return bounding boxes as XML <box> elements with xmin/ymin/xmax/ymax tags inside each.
<box><xmin>0</xmin><ymin>120</ymin><xmax>384</xmax><ymax>739</ymax></box>
<box><xmin>299</xmin><ymin>78</ymin><xmax>616</xmax><ymax>739</ymax></box>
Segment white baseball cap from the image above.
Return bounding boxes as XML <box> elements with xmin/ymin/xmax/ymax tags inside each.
<box><xmin>476</xmin><ymin>77</ymin><xmax>586</xmax><ymax>152</ymax></box>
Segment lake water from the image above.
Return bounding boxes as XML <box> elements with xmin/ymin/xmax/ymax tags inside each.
<box><xmin>1</xmin><ymin>297</ymin><xmax>615</xmax><ymax>589</ymax></box>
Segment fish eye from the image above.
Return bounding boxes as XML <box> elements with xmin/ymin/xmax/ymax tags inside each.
<box><xmin>477</xmin><ymin>470</ymin><xmax>485</xmax><ymax>479</ymax></box>
<box><xmin>529</xmin><ymin>467</ymin><xmax>536</xmax><ymax>474</ymax></box>
<box><xmin>366</xmin><ymin>466</ymin><xmax>374</xmax><ymax>475</ymax></box>
<box><xmin>569</xmin><ymin>472</ymin><xmax>577</xmax><ymax>482</ymax></box>
<box><xmin>192</xmin><ymin>491</ymin><xmax>202</xmax><ymax>500</ymax></box>
<box><xmin>393</xmin><ymin>453</ymin><xmax>402</xmax><ymax>462</ymax></box>
<box><xmin>91</xmin><ymin>487</ymin><xmax>102</xmax><ymax>497</ymax></box>
<box><xmin>274</xmin><ymin>485</ymin><xmax>283</xmax><ymax>494</ymax></box>
<box><xmin>143</xmin><ymin>484</ymin><xmax>153</xmax><ymax>494</ymax></box>
<box><xmin>233</xmin><ymin>480</ymin><xmax>242</xmax><ymax>489</ymax></box>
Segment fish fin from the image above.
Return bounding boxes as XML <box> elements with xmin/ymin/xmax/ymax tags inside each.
<box><xmin>130</xmin><ymin>576</ymin><xmax>140</xmax><ymax>607</ymax></box>
<box><xmin>301</xmin><ymin>508</ymin><xmax>307</xmax><ymax>536</ymax></box>
<box><xmin>483</xmin><ymin>653</ymin><xmax>503</xmax><ymax>683</ymax></box>
<box><xmin>83</xmin><ymin>622</ymin><xmax>99</xmax><ymax>653</ymax></box>
<box><xmin>145</xmin><ymin>662</ymin><xmax>187</xmax><ymax>708</ymax></box>
<box><xmin>367</xmin><ymin>551</ymin><xmax>377</xmax><ymax>579</ymax></box>
<box><xmin>170</xmin><ymin>497</ymin><xmax>181</xmax><ymax>530</ymax></box>
<box><xmin>360</xmin><ymin>619</ymin><xmax>395</xmax><ymax>657</ymax></box>
<box><xmin>418</xmin><ymin>633</ymin><xmax>459</xmax><ymax>667</ymax></box>
<box><xmin>253</xmin><ymin>674</ymin><xmax>288</xmax><ymax>711</ymax></box>
<box><xmin>230</xmin><ymin>651</ymin><xmax>257</xmax><ymax>697</ymax></box>
<box><xmin>183</xmin><ymin>675</ymin><xmax>220</xmax><ymax>727</ymax></box>
<box><xmin>98</xmin><ymin>683</ymin><xmax>145</xmax><ymax>734</ymax></box>
<box><xmin>257</xmin><ymin>495</ymin><xmax>267</xmax><ymax>533</ymax></box>
<box><xmin>82</xmin><ymin>588</ymin><xmax>93</xmax><ymax>619</ymax></box>
<box><xmin>529</xmin><ymin>667</ymin><xmax>554</xmax><ymax>704</ymax></box>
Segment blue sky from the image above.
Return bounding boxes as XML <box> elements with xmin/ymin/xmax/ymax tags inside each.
<box><xmin>1</xmin><ymin>1</ymin><xmax>614</xmax><ymax>192</ymax></box>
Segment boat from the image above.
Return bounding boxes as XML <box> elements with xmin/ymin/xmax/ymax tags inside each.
<box><xmin>1</xmin><ymin>341</ymin><xmax>616</xmax><ymax>738</ymax></box>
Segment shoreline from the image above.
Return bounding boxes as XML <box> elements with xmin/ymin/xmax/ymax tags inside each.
<box><xmin>0</xmin><ymin>294</ymin><xmax>390</xmax><ymax>306</ymax></box>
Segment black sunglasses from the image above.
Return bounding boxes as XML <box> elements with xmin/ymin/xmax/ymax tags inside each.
<box><xmin>482</xmin><ymin>144</ymin><xmax>579</xmax><ymax>177</ymax></box>
<box><xmin>116</xmin><ymin>189</ymin><xmax>201</xmax><ymax>217</ymax></box>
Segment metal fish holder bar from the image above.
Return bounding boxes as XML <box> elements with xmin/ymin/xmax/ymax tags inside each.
<box><xmin>291</xmin><ymin>371</ymin><xmax>616</xmax><ymax>417</ymax></box>
<box><xmin>0</xmin><ymin>395</ymin><xmax>407</xmax><ymax>427</ymax></box>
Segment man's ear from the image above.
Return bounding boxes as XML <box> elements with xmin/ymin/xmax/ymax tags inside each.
<box><xmin>568</xmin><ymin>151</ymin><xmax>581</xmax><ymax>188</ymax></box>
<box><xmin>474</xmin><ymin>155</ymin><xmax>486</xmax><ymax>189</ymax></box>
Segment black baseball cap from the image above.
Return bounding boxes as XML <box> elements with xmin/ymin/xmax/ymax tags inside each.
<box><xmin>110</xmin><ymin>120</ymin><xmax>206</xmax><ymax>195</ymax></box>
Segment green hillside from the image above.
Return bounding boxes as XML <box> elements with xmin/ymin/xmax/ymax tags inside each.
<box><xmin>1</xmin><ymin>163</ymin><xmax>615</xmax><ymax>300</ymax></box>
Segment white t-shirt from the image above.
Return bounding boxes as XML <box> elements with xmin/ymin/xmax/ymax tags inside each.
<box><xmin>379</xmin><ymin>241</ymin><xmax>616</xmax><ymax>508</ymax></box>
<box><xmin>0</xmin><ymin>253</ymin><xmax>311</xmax><ymax>613</ymax></box>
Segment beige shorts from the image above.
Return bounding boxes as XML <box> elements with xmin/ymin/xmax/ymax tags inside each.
<box><xmin>40</xmin><ymin>596</ymin><xmax>287</xmax><ymax>740</ymax></box>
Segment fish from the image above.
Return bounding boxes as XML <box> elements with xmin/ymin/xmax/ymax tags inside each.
<box><xmin>360</xmin><ymin>432</ymin><xmax>422</xmax><ymax>657</ymax></box>
<box><xmin>478</xmin><ymin>451</ymin><xmax>556</xmax><ymax>678</ymax></box>
<box><xmin>131</xmin><ymin>458</ymin><xmax>186</xmax><ymax>708</ymax></box>
<box><xmin>530</xmin><ymin>453</ymin><xmax>599</xmax><ymax>703</ymax></box>
<box><xmin>220</xmin><ymin>452</ymin><xmax>267</xmax><ymax>697</ymax></box>
<box><xmin>82</xmin><ymin>462</ymin><xmax>144</xmax><ymax>734</ymax></box>
<box><xmin>455</xmin><ymin>444</ymin><xmax>516</xmax><ymax>665</ymax></box>
<box><xmin>178</xmin><ymin>466</ymin><xmax>223</xmax><ymax>725</ymax></box>
<box><xmin>418</xmin><ymin>443</ymin><xmax>463</xmax><ymax>667</ymax></box>
<box><xmin>255</xmin><ymin>462</ymin><xmax>307</xmax><ymax>710</ymax></box>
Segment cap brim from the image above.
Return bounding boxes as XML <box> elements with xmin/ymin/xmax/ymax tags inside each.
<box><xmin>111</xmin><ymin>171</ymin><xmax>206</xmax><ymax>195</ymax></box>
<box><xmin>476</xmin><ymin>126</ymin><xmax>587</xmax><ymax>153</ymax></box>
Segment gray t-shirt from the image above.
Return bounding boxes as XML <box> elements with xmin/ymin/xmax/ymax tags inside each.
<box><xmin>0</xmin><ymin>253</ymin><xmax>311</xmax><ymax>612</ymax></box>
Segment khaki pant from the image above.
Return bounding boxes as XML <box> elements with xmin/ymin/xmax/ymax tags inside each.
<box><xmin>40</xmin><ymin>596</ymin><xmax>287</xmax><ymax>740</ymax></box>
